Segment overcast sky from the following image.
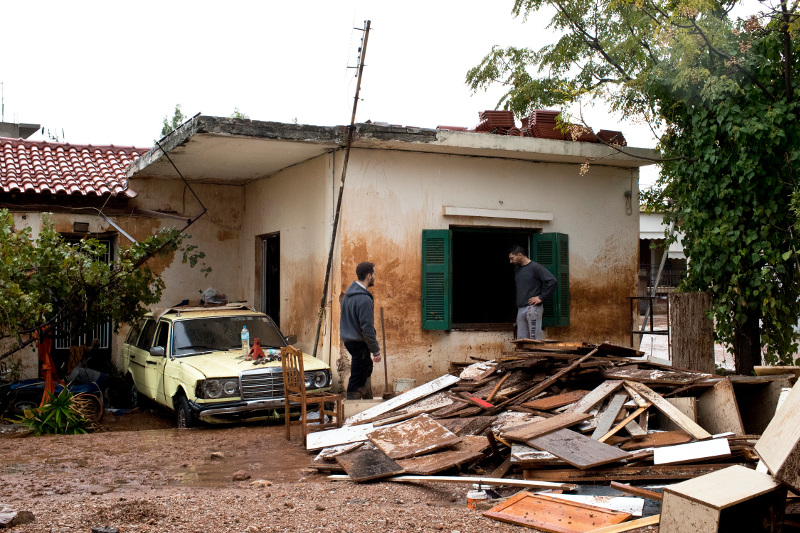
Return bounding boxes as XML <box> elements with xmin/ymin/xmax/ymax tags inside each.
<box><xmin>2</xmin><ymin>1</ymin><xmax>662</xmax><ymax>185</ymax></box>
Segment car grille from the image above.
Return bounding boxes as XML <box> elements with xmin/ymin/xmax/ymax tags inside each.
<box><xmin>239</xmin><ymin>368</ymin><xmax>285</xmax><ymax>400</ymax></box>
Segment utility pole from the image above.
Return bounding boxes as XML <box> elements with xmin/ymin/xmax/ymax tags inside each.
<box><xmin>312</xmin><ymin>20</ymin><xmax>372</xmax><ymax>359</ymax></box>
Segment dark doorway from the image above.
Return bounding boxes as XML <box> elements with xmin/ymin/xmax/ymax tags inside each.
<box><xmin>451</xmin><ymin>228</ymin><xmax>535</xmax><ymax>326</ymax></box>
<box><xmin>260</xmin><ymin>233</ymin><xmax>280</xmax><ymax>326</ymax></box>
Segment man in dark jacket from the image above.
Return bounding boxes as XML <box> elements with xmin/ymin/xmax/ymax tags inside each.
<box><xmin>508</xmin><ymin>245</ymin><xmax>557</xmax><ymax>340</ymax></box>
<box><xmin>340</xmin><ymin>262</ymin><xmax>381</xmax><ymax>400</ymax></box>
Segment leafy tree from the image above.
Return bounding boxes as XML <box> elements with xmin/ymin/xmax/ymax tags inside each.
<box><xmin>467</xmin><ymin>0</ymin><xmax>800</xmax><ymax>373</ymax></box>
<box><xmin>0</xmin><ymin>210</ymin><xmax>208</xmax><ymax>360</ymax></box>
<box><xmin>230</xmin><ymin>108</ymin><xmax>249</xmax><ymax>119</ymax></box>
<box><xmin>160</xmin><ymin>104</ymin><xmax>187</xmax><ymax>137</ymax></box>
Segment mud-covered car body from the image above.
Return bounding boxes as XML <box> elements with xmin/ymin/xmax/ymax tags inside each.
<box><xmin>121</xmin><ymin>305</ymin><xmax>331</xmax><ymax>427</ymax></box>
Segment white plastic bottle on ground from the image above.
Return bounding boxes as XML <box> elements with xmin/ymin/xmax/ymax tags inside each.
<box><xmin>241</xmin><ymin>326</ymin><xmax>250</xmax><ymax>355</ymax></box>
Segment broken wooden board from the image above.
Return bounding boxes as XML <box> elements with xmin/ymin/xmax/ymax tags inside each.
<box><xmin>697</xmin><ymin>377</ymin><xmax>745</xmax><ymax>436</ymax></box>
<box><xmin>521</xmin><ymin>390</ymin><xmax>590</xmax><ymax>410</ymax></box>
<box><xmin>653</xmin><ymin>437</ymin><xmax>731</xmax><ymax>465</ymax></box>
<box><xmin>598</xmin><ymin>405</ymin><xmax>649</xmax><ymax>443</ymax></box>
<box><xmin>620</xmin><ymin>430</ymin><xmax>692</xmax><ymax>451</ymax></box>
<box><xmin>483</xmin><ymin>491</ymin><xmax>631</xmax><ymax>532</ymax></box>
<box><xmin>596</xmin><ymin>342</ymin><xmax>644</xmax><ymax>358</ymax></box>
<box><xmin>346</xmin><ymin>374</ymin><xmax>460</xmax><ymax>425</ymax></box>
<box><xmin>536</xmin><ymin>493</ymin><xmax>645</xmax><ymax>517</ymax></box>
<box><xmin>395</xmin><ymin>435</ymin><xmax>489</xmax><ymax>475</ymax></box>
<box><xmin>755</xmin><ymin>380</ymin><xmax>800</xmax><ymax>492</ymax></box>
<box><xmin>591</xmin><ymin>393</ymin><xmax>628</xmax><ymax>440</ymax></box>
<box><xmin>527</xmin><ymin>428</ymin><xmax>632</xmax><ymax>469</ymax></box>
<box><xmin>660</xmin><ymin>465</ymin><xmax>786</xmax><ymax>533</ymax></box>
<box><xmin>306</xmin><ymin>422</ymin><xmax>376</xmax><ymax>451</ymax></box>
<box><xmin>625</xmin><ymin>381</ymin><xmax>712</xmax><ymax>440</ymax></box>
<box><xmin>435</xmin><ymin>416</ymin><xmax>494</xmax><ymax>436</ymax></box>
<box><xmin>328</xmin><ymin>474</ymin><xmax>577</xmax><ymax>491</ymax></box>
<box><xmin>501</xmin><ymin>412</ymin><xmax>592</xmax><ymax>442</ymax></box>
<box><xmin>368</xmin><ymin>414</ymin><xmax>461</xmax><ymax>460</ymax></box>
<box><xmin>603</xmin><ymin>367</ymin><xmax>709</xmax><ymax>385</ymax></box>
<box><xmin>523</xmin><ymin>463</ymin><xmax>737</xmax><ymax>483</ymax></box>
<box><xmin>335</xmin><ymin>447</ymin><xmax>405</xmax><ymax>482</ymax></box>
<box><xmin>589</xmin><ymin>515</ymin><xmax>660</xmax><ymax>533</ymax></box>
<box><xmin>609</xmin><ymin>481</ymin><xmax>663</xmax><ymax>501</ymax></box>
<box><xmin>511</xmin><ymin>444</ymin><xmax>565</xmax><ymax>466</ymax></box>
<box><xmin>566</xmin><ymin>380</ymin><xmax>624</xmax><ymax>415</ymax></box>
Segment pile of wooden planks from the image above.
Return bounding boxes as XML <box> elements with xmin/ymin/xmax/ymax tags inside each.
<box><xmin>309</xmin><ymin>339</ymin><xmax>798</xmax><ymax>532</ymax></box>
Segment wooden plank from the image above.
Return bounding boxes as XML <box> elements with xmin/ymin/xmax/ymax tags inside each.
<box><xmin>395</xmin><ymin>435</ymin><xmax>489</xmax><ymax>475</ymax></box>
<box><xmin>609</xmin><ymin>481</ymin><xmax>663</xmax><ymax>501</ymax></box>
<box><xmin>661</xmin><ymin>464</ymin><xmax>783</xmax><ymax>509</ymax></box>
<box><xmin>346</xmin><ymin>374</ymin><xmax>460</xmax><ymax>425</ymax></box>
<box><xmin>327</xmin><ymin>474</ymin><xmax>577</xmax><ymax>491</ymax></box>
<box><xmin>368</xmin><ymin>414</ymin><xmax>461</xmax><ymax>460</ymax></box>
<box><xmin>755</xmin><ymin>380</ymin><xmax>800</xmax><ymax>492</ymax></box>
<box><xmin>527</xmin><ymin>428</ymin><xmax>632</xmax><ymax>469</ymax></box>
<box><xmin>306</xmin><ymin>422</ymin><xmax>376</xmax><ymax>451</ymax></box>
<box><xmin>620</xmin><ymin>430</ymin><xmax>692</xmax><ymax>451</ymax></box>
<box><xmin>335</xmin><ymin>448</ymin><xmax>405</xmax><ymax>482</ymax></box>
<box><xmin>537</xmin><ymin>493</ymin><xmax>644</xmax><ymax>517</ymax></box>
<box><xmin>486</xmin><ymin>373</ymin><xmax>511</xmax><ymax>402</ymax></box>
<box><xmin>622</xmin><ymin>383</ymin><xmax>648</xmax><ymax>408</ymax></box>
<box><xmin>603</xmin><ymin>366</ymin><xmax>709</xmax><ymax>385</ymax></box>
<box><xmin>653</xmin><ymin>438</ymin><xmax>731</xmax><ymax>465</ymax></box>
<box><xmin>521</xmin><ymin>390</ymin><xmax>590</xmax><ymax>410</ymax></box>
<box><xmin>522</xmin><ymin>463</ymin><xmax>737</xmax><ymax>483</ymax></box>
<box><xmin>435</xmin><ymin>415</ymin><xmax>494</xmax><ymax>436</ymax></box>
<box><xmin>591</xmin><ymin>393</ymin><xmax>628</xmax><ymax>439</ymax></box>
<box><xmin>697</xmin><ymin>377</ymin><xmax>745</xmax><ymax>435</ymax></box>
<box><xmin>588</xmin><ymin>515</ymin><xmax>660</xmax><ymax>533</ymax></box>
<box><xmin>625</xmin><ymin>381</ymin><xmax>712</xmax><ymax>440</ymax></box>
<box><xmin>565</xmin><ymin>380</ymin><xmax>624</xmax><ymax>415</ymax></box>
<box><xmin>483</xmin><ymin>491</ymin><xmax>631</xmax><ymax>533</ymax></box>
<box><xmin>623</xmin><ymin>419</ymin><xmax>647</xmax><ymax>438</ymax></box>
<box><xmin>598</xmin><ymin>405</ymin><xmax>649</xmax><ymax>443</ymax></box>
<box><xmin>501</xmin><ymin>411</ymin><xmax>592</xmax><ymax>442</ymax></box>
<box><xmin>498</xmin><ymin>350</ymin><xmax>598</xmax><ymax>408</ymax></box>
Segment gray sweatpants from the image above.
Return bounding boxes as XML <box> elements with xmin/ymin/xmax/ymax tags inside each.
<box><xmin>516</xmin><ymin>304</ymin><xmax>544</xmax><ymax>340</ymax></box>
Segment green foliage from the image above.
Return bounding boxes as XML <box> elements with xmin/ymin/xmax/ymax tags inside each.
<box><xmin>468</xmin><ymin>0</ymin><xmax>800</xmax><ymax>368</ymax></box>
<box><xmin>20</xmin><ymin>389</ymin><xmax>90</xmax><ymax>436</ymax></box>
<box><xmin>0</xmin><ymin>209</ymin><xmax>209</xmax><ymax>355</ymax></box>
<box><xmin>230</xmin><ymin>108</ymin><xmax>249</xmax><ymax>119</ymax></box>
<box><xmin>160</xmin><ymin>104</ymin><xmax>187</xmax><ymax>137</ymax></box>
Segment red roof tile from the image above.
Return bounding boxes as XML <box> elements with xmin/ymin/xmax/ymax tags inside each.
<box><xmin>0</xmin><ymin>137</ymin><xmax>148</xmax><ymax>197</ymax></box>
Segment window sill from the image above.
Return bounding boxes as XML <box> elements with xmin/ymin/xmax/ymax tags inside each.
<box><xmin>450</xmin><ymin>323</ymin><xmax>514</xmax><ymax>332</ymax></box>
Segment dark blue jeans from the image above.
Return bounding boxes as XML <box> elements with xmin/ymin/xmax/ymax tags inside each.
<box><xmin>344</xmin><ymin>341</ymin><xmax>373</xmax><ymax>396</ymax></box>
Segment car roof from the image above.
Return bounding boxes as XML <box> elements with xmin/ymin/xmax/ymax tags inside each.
<box><xmin>148</xmin><ymin>304</ymin><xmax>263</xmax><ymax>322</ymax></box>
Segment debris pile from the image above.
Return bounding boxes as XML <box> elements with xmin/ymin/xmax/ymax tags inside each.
<box><xmin>308</xmin><ymin>339</ymin><xmax>798</xmax><ymax>531</ymax></box>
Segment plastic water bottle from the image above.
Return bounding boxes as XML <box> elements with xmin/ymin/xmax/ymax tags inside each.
<box><xmin>241</xmin><ymin>326</ymin><xmax>250</xmax><ymax>355</ymax></box>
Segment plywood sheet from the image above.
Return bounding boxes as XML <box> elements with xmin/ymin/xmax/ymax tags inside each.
<box><xmin>662</xmin><ymin>464</ymin><xmax>782</xmax><ymax>510</ymax></box>
<box><xmin>653</xmin><ymin>438</ymin><xmax>731</xmax><ymax>465</ymax></box>
<box><xmin>522</xmin><ymin>390</ymin><xmax>590</xmax><ymax>410</ymax></box>
<box><xmin>502</xmin><ymin>412</ymin><xmax>592</xmax><ymax>442</ymax></box>
<box><xmin>483</xmin><ymin>491</ymin><xmax>631</xmax><ymax>532</ymax></box>
<box><xmin>625</xmin><ymin>381</ymin><xmax>711</xmax><ymax>440</ymax></box>
<box><xmin>346</xmin><ymin>374</ymin><xmax>460</xmax><ymax>425</ymax></box>
<box><xmin>754</xmin><ymin>381</ymin><xmax>800</xmax><ymax>492</ymax></box>
<box><xmin>620</xmin><ymin>430</ymin><xmax>691</xmax><ymax>451</ymax></box>
<box><xmin>395</xmin><ymin>435</ymin><xmax>489</xmax><ymax>475</ymax></box>
<box><xmin>335</xmin><ymin>448</ymin><xmax>405</xmax><ymax>482</ymax></box>
<box><xmin>661</xmin><ymin>397</ymin><xmax>697</xmax><ymax>432</ymax></box>
<box><xmin>697</xmin><ymin>377</ymin><xmax>745</xmax><ymax>435</ymax></box>
<box><xmin>368</xmin><ymin>414</ymin><xmax>461</xmax><ymax>459</ymax></box>
<box><xmin>527</xmin><ymin>428</ymin><xmax>632</xmax><ymax>469</ymax></box>
<box><xmin>566</xmin><ymin>380</ymin><xmax>623</xmax><ymax>415</ymax></box>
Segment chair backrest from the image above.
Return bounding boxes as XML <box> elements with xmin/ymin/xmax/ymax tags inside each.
<box><xmin>281</xmin><ymin>345</ymin><xmax>305</xmax><ymax>397</ymax></box>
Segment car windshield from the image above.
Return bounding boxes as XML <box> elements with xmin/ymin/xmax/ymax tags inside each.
<box><xmin>172</xmin><ymin>315</ymin><xmax>286</xmax><ymax>357</ymax></box>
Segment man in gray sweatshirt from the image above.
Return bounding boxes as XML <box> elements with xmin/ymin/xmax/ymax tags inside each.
<box><xmin>508</xmin><ymin>245</ymin><xmax>557</xmax><ymax>340</ymax></box>
<box><xmin>340</xmin><ymin>262</ymin><xmax>381</xmax><ymax>399</ymax></box>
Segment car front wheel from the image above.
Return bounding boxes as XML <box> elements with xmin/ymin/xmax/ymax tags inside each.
<box><xmin>176</xmin><ymin>395</ymin><xmax>196</xmax><ymax>429</ymax></box>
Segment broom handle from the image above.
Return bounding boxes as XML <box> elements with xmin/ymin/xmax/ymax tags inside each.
<box><xmin>380</xmin><ymin>307</ymin><xmax>389</xmax><ymax>394</ymax></box>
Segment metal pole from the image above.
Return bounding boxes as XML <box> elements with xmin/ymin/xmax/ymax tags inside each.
<box><xmin>312</xmin><ymin>20</ymin><xmax>371</xmax><ymax>358</ymax></box>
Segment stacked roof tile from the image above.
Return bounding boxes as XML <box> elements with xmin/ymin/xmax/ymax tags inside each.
<box><xmin>0</xmin><ymin>137</ymin><xmax>148</xmax><ymax>197</ymax></box>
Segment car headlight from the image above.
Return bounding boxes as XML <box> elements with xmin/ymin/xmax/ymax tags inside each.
<box><xmin>200</xmin><ymin>379</ymin><xmax>240</xmax><ymax>399</ymax></box>
<box><xmin>305</xmin><ymin>370</ymin><xmax>330</xmax><ymax>390</ymax></box>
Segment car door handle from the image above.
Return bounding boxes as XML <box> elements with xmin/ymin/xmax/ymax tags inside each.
<box><xmin>146</xmin><ymin>361</ymin><xmax>158</xmax><ymax>365</ymax></box>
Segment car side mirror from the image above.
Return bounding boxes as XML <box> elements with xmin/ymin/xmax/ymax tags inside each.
<box><xmin>284</xmin><ymin>335</ymin><xmax>297</xmax><ymax>346</ymax></box>
<box><xmin>149</xmin><ymin>346</ymin><xmax>166</xmax><ymax>357</ymax></box>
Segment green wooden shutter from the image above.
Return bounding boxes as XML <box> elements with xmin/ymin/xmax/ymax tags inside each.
<box><xmin>421</xmin><ymin>229</ymin><xmax>451</xmax><ymax>330</ymax></box>
<box><xmin>533</xmin><ymin>233</ymin><xmax>570</xmax><ymax>328</ymax></box>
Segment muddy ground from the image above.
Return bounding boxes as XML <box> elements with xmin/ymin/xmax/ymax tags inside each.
<box><xmin>0</xmin><ymin>408</ymin><xmax>614</xmax><ymax>533</ymax></box>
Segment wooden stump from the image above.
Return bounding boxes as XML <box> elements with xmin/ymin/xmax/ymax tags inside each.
<box><xmin>669</xmin><ymin>292</ymin><xmax>714</xmax><ymax>373</ymax></box>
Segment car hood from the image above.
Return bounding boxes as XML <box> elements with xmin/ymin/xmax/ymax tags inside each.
<box><xmin>178</xmin><ymin>350</ymin><xmax>330</xmax><ymax>378</ymax></box>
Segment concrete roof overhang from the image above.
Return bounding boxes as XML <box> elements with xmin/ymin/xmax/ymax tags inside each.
<box><xmin>127</xmin><ymin>115</ymin><xmax>657</xmax><ymax>184</ymax></box>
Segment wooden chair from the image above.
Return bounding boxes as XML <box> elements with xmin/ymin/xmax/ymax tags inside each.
<box><xmin>281</xmin><ymin>345</ymin><xmax>343</xmax><ymax>443</ymax></box>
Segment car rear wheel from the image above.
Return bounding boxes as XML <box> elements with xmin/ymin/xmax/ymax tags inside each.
<box><xmin>126</xmin><ymin>376</ymin><xmax>139</xmax><ymax>409</ymax></box>
<box><xmin>176</xmin><ymin>395</ymin><xmax>196</xmax><ymax>429</ymax></box>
